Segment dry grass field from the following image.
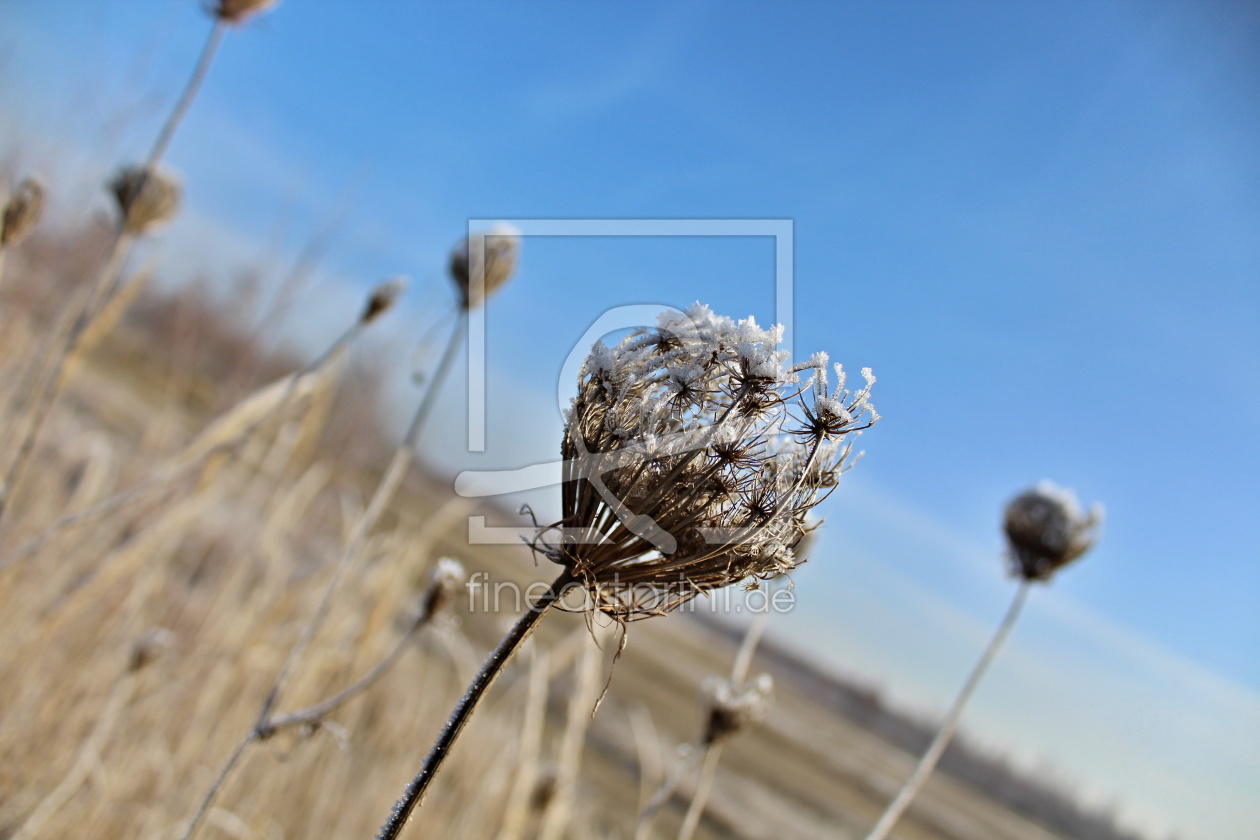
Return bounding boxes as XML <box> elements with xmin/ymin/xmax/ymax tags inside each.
<box><xmin>0</xmin><ymin>222</ymin><xmax>1146</xmax><ymax>840</ymax></box>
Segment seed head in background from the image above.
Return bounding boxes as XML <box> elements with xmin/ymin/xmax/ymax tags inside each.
<box><xmin>702</xmin><ymin>673</ymin><xmax>774</xmax><ymax>745</ymax></box>
<box><xmin>1</xmin><ymin>176</ymin><xmax>46</xmax><ymax>248</ymax></box>
<box><xmin>360</xmin><ymin>276</ymin><xmax>409</xmax><ymax>325</ymax></box>
<box><xmin>448</xmin><ymin>223</ymin><xmax>521</xmax><ymax>309</ymax></box>
<box><xmin>212</xmin><ymin>0</ymin><xmax>281</xmax><ymax>24</ymax></box>
<box><xmin>109</xmin><ymin>166</ymin><xmax>182</xmax><ymax>236</ymax></box>
<box><xmin>532</xmin><ymin>303</ymin><xmax>878</xmax><ymax>619</ymax></box>
<box><xmin>1003</xmin><ymin>481</ymin><xmax>1103</xmax><ymax>581</ymax></box>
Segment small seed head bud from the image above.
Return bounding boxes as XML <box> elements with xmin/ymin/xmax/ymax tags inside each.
<box><xmin>421</xmin><ymin>557</ymin><xmax>467</xmax><ymax>621</ymax></box>
<box><xmin>214</xmin><ymin>0</ymin><xmax>281</xmax><ymax>23</ymax></box>
<box><xmin>128</xmin><ymin>627</ymin><xmax>175</xmax><ymax>673</ymax></box>
<box><xmin>702</xmin><ymin>673</ymin><xmax>773</xmax><ymax>744</ymax></box>
<box><xmin>2</xmin><ymin>176</ymin><xmax>46</xmax><ymax>248</ymax></box>
<box><xmin>360</xmin><ymin>276</ymin><xmax>408</xmax><ymax>324</ymax></box>
<box><xmin>109</xmin><ymin>165</ymin><xmax>181</xmax><ymax>235</ymax></box>
<box><xmin>449</xmin><ymin>223</ymin><xmax>520</xmax><ymax>309</ymax></box>
<box><xmin>1003</xmin><ymin>481</ymin><xmax>1102</xmax><ymax>581</ymax></box>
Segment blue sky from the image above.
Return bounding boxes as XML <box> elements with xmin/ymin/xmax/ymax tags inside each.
<box><xmin>3</xmin><ymin>1</ymin><xmax>1258</xmax><ymax>837</ymax></box>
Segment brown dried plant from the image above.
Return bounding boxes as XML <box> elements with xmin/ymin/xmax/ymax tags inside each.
<box><xmin>376</xmin><ymin>302</ymin><xmax>878</xmax><ymax>840</ymax></box>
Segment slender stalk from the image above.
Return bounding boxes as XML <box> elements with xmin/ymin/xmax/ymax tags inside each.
<box><xmin>676</xmin><ymin>744</ymin><xmax>723</xmax><ymax>840</ymax></box>
<box><xmin>0</xmin><ymin>239</ymin><xmax>130</xmax><ymax>530</ymax></box>
<box><xmin>376</xmin><ymin>571</ymin><xmax>573</xmax><ymax>840</ymax></box>
<box><xmin>259</xmin><ymin>314</ymin><xmax>465</xmax><ymax>722</ymax></box>
<box><xmin>861</xmin><ymin>578</ymin><xmax>1032</xmax><ymax>840</ymax></box>
<box><xmin>0</xmin><ymin>20</ymin><xmax>228</xmax><ymax>531</ymax></box>
<box><xmin>146</xmin><ymin>21</ymin><xmax>226</xmax><ymax>171</ymax></box>
<box><xmin>177</xmin><ymin>732</ymin><xmax>259</xmax><ymax>840</ymax></box>
<box><xmin>259</xmin><ymin>592</ymin><xmax>436</xmax><ymax>737</ymax></box>
<box><xmin>676</xmin><ymin>603</ymin><xmax>770</xmax><ymax>840</ymax></box>
<box><xmin>177</xmin><ymin>316</ymin><xmax>465</xmax><ymax>840</ymax></box>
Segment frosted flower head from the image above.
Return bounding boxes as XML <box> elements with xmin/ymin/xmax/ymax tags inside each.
<box><xmin>109</xmin><ymin>165</ymin><xmax>181</xmax><ymax>235</ymax></box>
<box><xmin>213</xmin><ymin>0</ymin><xmax>281</xmax><ymax>23</ymax></box>
<box><xmin>448</xmin><ymin>223</ymin><xmax>520</xmax><ymax>309</ymax></box>
<box><xmin>1003</xmin><ymin>481</ymin><xmax>1102</xmax><ymax>581</ymax></box>
<box><xmin>532</xmin><ymin>303</ymin><xmax>877</xmax><ymax>619</ymax></box>
<box><xmin>2</xmin><ymin>176</ymin><xmax>46</xmax><ymax>248</ymax></box>
<box><xmin>702</xmin><ymin>673</ymin><xmax>773</xmax><ymax>744</ymax></box>
<box><xmin>360</xmin><ymin>276</ymin><xmax>408</xmax><ymax>324</ymax></box>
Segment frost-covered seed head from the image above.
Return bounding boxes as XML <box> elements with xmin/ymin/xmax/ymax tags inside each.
<box><xmin>214</xmin><ymin>0</ymin><xmax>281</xmax><ymax>23</ymax></box>
<box><xmin>533</xmin><ymin>303</ymin><xmax>877</xmax><ymax>619</ymax></box>
<box><xmin>361</xmin><ymin>276</ymin><xmax>408</xmax><ymax>324</ymax></box>
<box><xmin>109</xmin><ymin>165</ymin><xmax>181</xmax><ymax>235</ymax></box>
<box><xmin>423</xmin><ymin>557</ymin><xmax>467</xmax><ymax>620</ymax></box>
<box><xmin>703</xmin><ymin>673</ymin><xmax>773</xmax><ymax>744</ymax></box>
<box><xmin>449</xmin><ymin>223</ymin><xmax>520</xmax><ymax>309</ymax></box>
<box><xmin>2</xmin><ymin>176</ymin><xmax>46</xmax><ymax>247</ymax></box>
<box><xmin>1003</xmin><ymin>481</ymin><xmax>1102</xmax><ymax>581</ymax></box>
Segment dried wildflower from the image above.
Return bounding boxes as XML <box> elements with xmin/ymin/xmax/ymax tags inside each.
<box><xmin>1</xmin><ymin>176</ymin><xmax>46</xmax><ymax>247</ymax></box>
<box><xmin>1003</xmin><ymin>481</ymin><xmax>1102</xmax><ymax>581</ymax></box>
<box><xmin>128</xmin><ymin>627</ymin><xmax>175</xmax><ymax>673</ymax></box>
<box><xmin>214</xmin><ymin>0</ymin><xmax>281</xmax><ymax>23</ymax></box>
<box><xmin>448</xmin><ymin>223</ymin><xmax>520</xmax><ymax>309</ymax></box>
<box><xmin>361</xmin><ymin>276</ymin><xmax>408</xmax><ymax>324</ymax></box>
<box><xmin>702</xmin><ymin>673</ymin><xmax>773</xmax><ymax>744</ymax></box>
<box><xmin>109</xmin><ymin>165</ymin><xmax>181</xmax><ymax>235</ymax></box>
<box><xmin>531</xmin><ymin>303</ymin><xmax>877</xmax><ymax>619</ymax></box>
<box><xmin>421</xmin><ymin>557</ymin><xmax>467</xmax><ymax>621</ymax></box>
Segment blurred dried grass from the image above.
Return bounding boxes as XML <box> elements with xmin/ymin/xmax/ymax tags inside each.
<box><xmin>0</xmin><ymin>222</ymin><xmax>1147</xmax><ymax>840</ymax></box>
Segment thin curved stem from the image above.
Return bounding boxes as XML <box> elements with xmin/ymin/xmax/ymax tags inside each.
<box><xmin>861</xmin><ymin>578</ymin><xmax>1032</xmax><ymax>840</ymax></box>
<box><xmin>260</xmin><ymin>598</ymin><xmax>435</xmax><ymax>737</ymax></box>
<box><xmin>147</xmin><ymin>21</ymin><xmax>226</xmax><ymax>171</ymax></box>
<box><xmin>375</xmin><ymin>571</ymin><xmax>573</xmax><ymax>840</ymax></box>
<box><xmin>676</xmin><ymin>743</ymin><xmax>723</xmax><ymax>840</ymax></box>
<box><xmin>176</xmin><ymin>731</ymin><xmax>259</xmax><ymax>840</ymax></box>
<box><xmin>0</xmin><ymin>20</ymin><xmax>228</xmax><ymax>532</ymax></box>
<box><xmin>258</xmin><ymin>311</ymin><xmax>463</xmax><ymax>724</ymax></box>
<box><xmin>176</xmin><ymin>317</ymin><xmax>465</xmax><ymax>840</ymax></box>
<box><xmin>0</xmin><ymin>236</ymin><xmax>131</xmax><ymax>531</ymax></box>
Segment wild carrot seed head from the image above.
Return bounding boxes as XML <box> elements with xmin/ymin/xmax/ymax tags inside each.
<box><xmin>1003</xmin><ymin>481</ymin><xmax>1102</xmax><ymax>581</ymax></box>
<box><xmin>360</xmin><ymin>276</ymin><xmax>408</xmax><ymax>324</ymax></box>
<box><xmin>109</xmin><ymin>165</ymin><xmax>181</xmax><ymax>235</ymax></box>
<box><xmin>213</xmin><ymin>0</ymin><xmax>281</xmax><ymax>23</ymax></box>
<box><xmin>533</xmin><ymin>303</ymin><xmax>877</xmax><ymax>619</ymax></box>
<box><xmin>1</xmin><ymin>176</ymin><xmax>46</xmax><ymax>248</ymax></box>
<box><xmin>702</xmin><ymin>673</ymin><xmax>774</xmax><ymax>744</ymax></box>
<box><xmin>448</xmin><ymin>223</ymin><xmax>520</xmax><ymax>309</ymax></box>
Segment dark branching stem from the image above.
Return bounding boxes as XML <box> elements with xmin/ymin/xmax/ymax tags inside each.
<box><xmin>375</xmin><ymin>571</ymin><xmax>574</xmax><ymax>840</ymax></box>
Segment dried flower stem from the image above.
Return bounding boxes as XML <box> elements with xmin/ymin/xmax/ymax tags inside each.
<box><xmin>861</xmin><ymin>577</ymin><xmax>1032</xmax><ymax>840</ymax></box>
<box><xmin>633</xmin><ymin>602</ymin><xmax>771</xmax><ymax>840</ymax></box>
<box><xmin>376</xmin><ymin>570</ymin><xmax>574</xmax><ymax>840</ymax></box>
<box><xmin>0</xmin><ymin>21</ymin><xmax>228</xmax><ymax>530</ymax></box>
<box><xmin>178</xmin><ymin>316</ymin><xmax>465</xmax><ymax>840</ymax></box>
<box><xmin>147</xmin><ymin>21</ymin><xmax>227</xmax><ymax>174</ymax></box>
<box><xmin>259</xmin><ymin>313</ymin><xmax>466</xmax><ymax>722</ymax></box>
<box><xmin>176</xmin><ymin>597</ymin><xmax>440</xmax><ymax>840</ymax></box>
<box><xmin>0</xmin><ymin>240</ymin><xmax>131</xmax><ymax>530</ymax></box>
<box><xmin>675</xmin><ymin>744</ymin><xmax>723</xmax><ymax>840</ymax></box>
